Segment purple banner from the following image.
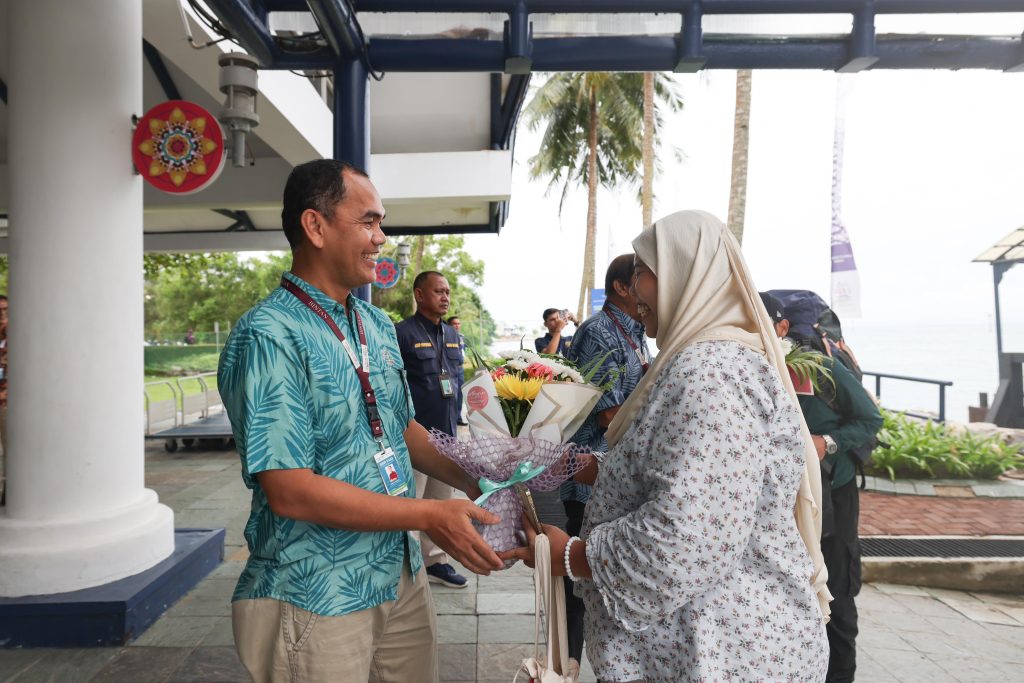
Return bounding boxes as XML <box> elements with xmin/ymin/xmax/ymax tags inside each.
<box><xmin>830</xmin><ymin>77</ymin><xmax>861</xmax><ymax>317</ymax></box>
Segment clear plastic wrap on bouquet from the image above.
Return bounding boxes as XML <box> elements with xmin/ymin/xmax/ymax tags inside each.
<box><xmin>428</xmin><ymin>367</ymin><xmax>603</xmax><ymax>567</ymax></box>
<box><xmin>428</xmin><ymin>430</ymin><xmax>591</xmax><ymax>566</ymax></box>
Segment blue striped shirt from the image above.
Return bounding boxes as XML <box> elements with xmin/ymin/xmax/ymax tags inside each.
<box><xmin>562</xmin><ymin>303</ymin><xmax>652</xmax><ymax>503</ymax></box>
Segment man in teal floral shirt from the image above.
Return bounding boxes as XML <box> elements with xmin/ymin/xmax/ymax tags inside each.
<box><xmin>219</xmin><ymin>160</ymin><xmax>501</xmax><ymax>682</ymax></box>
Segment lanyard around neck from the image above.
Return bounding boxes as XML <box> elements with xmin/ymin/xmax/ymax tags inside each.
<box><xmin>281</xmin><ymin>278</ymin><xmax>384</xmax><ymax>439</ymax></box>
<box><xmin>603</xmin><ymin>304</ymin><xmax>650</xmax><ymax>373</ymax></box>
<box><xmin>415</xmin><ymin>315</ymin><xmax>448</xmax><ymax>376</ymax></box>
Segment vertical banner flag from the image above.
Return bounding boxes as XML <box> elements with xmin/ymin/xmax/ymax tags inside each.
<box><xmin>590</xmin><ymin>288</ymin><xmax>606</xmax><ymax>317</ymax></box>
<box><xmin>830</xmin><ymin>76</ymin><xmax>862</xmax><ymax>318</ymax></box>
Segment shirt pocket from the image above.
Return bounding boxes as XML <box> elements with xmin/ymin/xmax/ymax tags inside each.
<box><xmin>445</xmin><ymin>345</ymin><xmax>463</xmax><ymax>366</ymax></box>
<box><xmin>413</xmin><ymin>346</ymin><xmax>439</xmax><ymax>376</ymax></box>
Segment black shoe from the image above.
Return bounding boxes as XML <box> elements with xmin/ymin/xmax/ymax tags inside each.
<box><xmin>426</xmin><ymin>562</ymin><xmax>468</xmax><ymax>588</ymax></box>
<box><xmin>457</xmin><ymin>419</ymin><xmax>468</xmax><ymax>426</ymax></box>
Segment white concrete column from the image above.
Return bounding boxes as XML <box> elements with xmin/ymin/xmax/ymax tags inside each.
<box><xmin>0</xmin><ymin>0</ymin><xmax>174</xmax><ymax>596</ymax></box>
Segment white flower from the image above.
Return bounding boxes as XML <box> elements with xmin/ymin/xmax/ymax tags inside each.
<box><xmin>780</xmin><ymin>338</ymin><xmax>794</xmax><ymax>355</ymax></box>
<box><xmin>506</xmin><ymin>358</ymin><xmax>529</xmax><ymax>371</ymax></box>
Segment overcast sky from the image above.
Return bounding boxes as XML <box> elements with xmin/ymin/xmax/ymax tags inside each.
<box><xmin>464</xmin><ymin>65</ymin><xmax>1024</xmax><ymax>332</ymax></box>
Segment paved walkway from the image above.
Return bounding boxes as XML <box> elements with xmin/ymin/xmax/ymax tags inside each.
<box><xmin>863</xmin><ymin>474</ymin><xmax>1024</xmax><ymax>499</ymax></box>
<box><xmin>0</xmin><ymin>443</ymin><xmax>1022</xmax><ymax>682</ymax></box>
<box><xmin>860</xmin><ymin>491</ymin><xmax>1024</xmax><ymax>536</ymax></box>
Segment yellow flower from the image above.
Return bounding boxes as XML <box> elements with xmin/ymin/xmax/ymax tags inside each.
<box><xmin>494</xmin><ymin>375</ymin><xmax>544</xmax><ymax>402</ymax></box>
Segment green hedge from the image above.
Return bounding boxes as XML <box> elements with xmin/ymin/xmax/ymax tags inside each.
<box><xmin>145</xmin><ymin>344</ymin><xmax>220</xmax><ymax>375</ymax></box>
<box><xmin>868</xmin><ymin>410</ymin><xmax>1024</xmax><ymax>480</ymax></box>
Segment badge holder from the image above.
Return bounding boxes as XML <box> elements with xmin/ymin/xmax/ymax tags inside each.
<box><xmin>439</xmin><ymin>369</ymin><xmax>455</xmax><ymax>398</ymax></box>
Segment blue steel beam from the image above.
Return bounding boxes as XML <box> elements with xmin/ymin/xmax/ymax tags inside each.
<box><xmin>334</xmin><ymin>57</ymin><xmax>373</xmax><ymax>299</ymax></box>
<box><xmin>205</xmin><ymin>0</ymin><xmax>333</xmax><ymax>67</ymax></box>
<box><xmin>362</xmin><ymin>34</ymin><xmax>1023</xmax><ymax>72</ymax></box>
<box><xmin>384</xmin><ymin>222</ymin><xmax>498</xmax><ymax>237</ymax></box>
<box><xmin>343</xmin><ymin>0</ymin><xmax>1024</xmax><ymax>13</ymax></box>
<box><xmin>491</xmin><ymin>73</ymin><xmax>530</xmax><ymax>149</ymax></box>
<box><xmin>222</xmin><ymin>0</ymin><xmax>1024</xmax><ymax>72</ymax></box>
<box><xmin>143</xmin><ymin>40</ymin><xmax>183</xmax><ymax>101</ymax></box>
<box><xmin>305</xmin><ymin>0</ymin><xmax>364</xmax><ymax>59</ymax></box>
<box><xmin>181</xmin><ymin>30</ymin><xmax>1024</xmax><ymax>72</ymax></box>
<box><xmin>839</xmin><ymin>3</ymin><xmax>880</xmax><ymax>72</ymax></box>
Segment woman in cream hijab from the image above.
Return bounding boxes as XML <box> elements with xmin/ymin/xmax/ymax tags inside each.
<box><xmin>503</xmin><ymin>211</ymin><xmax>831</xmax><ymax>683</ymax></box>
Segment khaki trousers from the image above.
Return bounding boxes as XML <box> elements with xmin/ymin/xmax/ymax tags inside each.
<box><xmin>233</xmin><ymin>564</ymin><xmax>438</xmax><ymax>683</ymax></box>
<box><xmin>413</xmin><ymin>471</ymin><xmax>452</xmax><ymax>566</ymax></box>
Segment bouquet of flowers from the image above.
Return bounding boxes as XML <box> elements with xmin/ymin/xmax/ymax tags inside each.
<box><xmin>429</xmin><ymin>349</ymin><xmax>606</xmax><ymax>565</ymax></box>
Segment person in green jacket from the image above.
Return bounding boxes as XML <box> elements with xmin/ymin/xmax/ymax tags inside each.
<box><xmin>760</xmin><ymin>292</ymin><xmax>883</xmax><ymax>683</ymax></box>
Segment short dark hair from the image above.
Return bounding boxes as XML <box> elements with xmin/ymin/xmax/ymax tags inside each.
<box><xmin>446</xmin><ymin>316</ymin><xmax>460</xmax><ymax>324</ymax></box>
<box><xmin>281</xmin><ymin>160</ymin><xmax>368</xmax><ymax>249</ymax></box>
<box><xmin>604</xmin><ymin>253</ymin><xmax>635</xmax><ymax>293</ymax></box>
<box><xmin>413</xmin><ymin>271</ymin><xmax>445</xmax><ymax>291</ymax></box>
<box><xmin>542</xmin><ymin>308</ymin><xmax>559</xmax><ymax>321</ymax></box>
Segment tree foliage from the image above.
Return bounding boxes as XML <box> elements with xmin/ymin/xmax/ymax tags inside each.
<box><xmin>144</xmin><ymin>252</ymin><xmax>291</xmax><ymax>341</ymax></box>
<box><xmin>373</xmin><ymin>235</ymin><xmax>496</xmax><ymax>349</ymax></box>
<box><xmin>524</xmin><ymin>72</ymin><xmax>683</xmax><ymax>319</ymax></box>
<box><xmin>144</xmin><ymin>235</ymin><xmax>496</xmax><ymax>348</ymax></box>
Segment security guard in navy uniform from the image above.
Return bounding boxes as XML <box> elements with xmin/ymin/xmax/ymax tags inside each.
<box><xmin>395</xmin><ymin>270</ymin><xmax>468</xmax><ymax>588</ymax></box>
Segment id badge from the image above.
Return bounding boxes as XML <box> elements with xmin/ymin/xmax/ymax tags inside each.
<box><xmin>373</xmin><ymin>447</ymin><xmax>409</xmax><ymax>496</ymax></box>
<box><xmin>439</xmin><ymin>370</ymin><xmax>455</xmax><ymax>398</ymax></box>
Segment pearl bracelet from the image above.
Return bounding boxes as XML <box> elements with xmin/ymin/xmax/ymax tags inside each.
<box><xmin>564</xmin><ymin>536</ymin><xmax>581</xmax><ymax>582</ymax></box>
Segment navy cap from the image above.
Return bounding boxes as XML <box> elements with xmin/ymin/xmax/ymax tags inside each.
<box><xmin>758</xmin><ymin>292</ymin><xmax>785</xmax><ymax>324</ymax></box>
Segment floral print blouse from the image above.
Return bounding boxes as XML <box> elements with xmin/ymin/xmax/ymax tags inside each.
<box><xmin>579</xmin><ymin>340</ymin><xmax>828</xmax><ymax>683</ymax></box>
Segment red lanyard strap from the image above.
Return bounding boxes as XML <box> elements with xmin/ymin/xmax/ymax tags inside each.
<box><xmin>281</xmin><ymin>278</ymin><xmax>385</xmax><ymax>440</ymax></box>
<box><xmin>603</xmin><ymin>304</ymin><xmax>650</xmax><ymax>373</ymax></box>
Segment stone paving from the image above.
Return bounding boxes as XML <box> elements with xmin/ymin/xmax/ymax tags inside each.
<box><xmin>1</xmin><ymin>442</ymin><xmax>1022</xmax><ymax>682</ymax></box>
<box><xmin>862</xmin><ymin>475</ymin><xmax>1024</xmax><ymax>499</ymax></box>
<box><xmin>860</xmin><ymin>492</ymin><xmax>1024</xmax><ymax>536</ymax></box>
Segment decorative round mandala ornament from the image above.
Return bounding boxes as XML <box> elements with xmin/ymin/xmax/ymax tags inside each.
<box><xmin>132</xmin><ymin>100</ymin><xmax>225</xmax><ymax>194</ymax></box>
<box><xmin>374</xmin><ymin>257</ymin><xmax>401</xmax><ymax>289</ymax></box>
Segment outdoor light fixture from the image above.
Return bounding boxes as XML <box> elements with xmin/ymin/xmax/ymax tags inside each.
<box><xmin>217</xmin><ymin>52</ymin><xmax>260</xmax><ymax>168</ymax></box>
<box><xmin>396</xmin><ymin>242</ymin><xmax>412</xmax><ymax>270</ymax></box>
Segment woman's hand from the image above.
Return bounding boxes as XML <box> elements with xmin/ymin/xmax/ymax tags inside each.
<box><xmin>497</xmin><ymin>514</ymin><xmax>570</xmax><ymax>576</ymax></box>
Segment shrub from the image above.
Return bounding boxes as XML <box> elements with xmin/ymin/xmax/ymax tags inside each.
<box><xmin>145</xmin><ymin>344</ymin><xmax>220</xmax><ymax>375</ymax></box>
<box><xmin>868</xmin><ymin>410</ymin><xmax>1024</xmax><ymax>480</ymax></box>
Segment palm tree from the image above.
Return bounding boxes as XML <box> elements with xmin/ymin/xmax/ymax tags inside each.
<box><xmin>525</xmin><ymin>72</ymin><xmax>682</xmax><ymax>320</ymax></box>
<box><xmin>727</xmin><ymin>69</ymin><xmax>753</xmax><ymax>244</ymax></box>
<box><xmin>641</xmin><ymin>72</ymin><xmax>655</xmax><ymax>230</ymax></box>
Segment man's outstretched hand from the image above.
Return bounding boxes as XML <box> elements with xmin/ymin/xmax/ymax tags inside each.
<box><xmin>424</xmin><ymin>500</ymin><xmax>504</xmax><ymax>575</ymax></box>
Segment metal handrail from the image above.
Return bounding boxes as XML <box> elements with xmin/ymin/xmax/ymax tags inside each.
<box><xmin>175</xmin><ymin>372</ymin><xmax>218</xmax><ymax>419</ymax></box>
<box><xmin>862</xmin><ymin>370</ymin><xmax>953</xmax><ymax>423</ymax></box>
<box><xmin>143</xmin><ymin>378</ymin><xmax>181</xmax><ymax>434</ymax></box>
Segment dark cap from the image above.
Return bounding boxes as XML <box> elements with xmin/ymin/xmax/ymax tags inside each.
<box><xmin>758</xmin><ymin>292</ymin><xmax>786</xmax><ymax>324</ymax></box>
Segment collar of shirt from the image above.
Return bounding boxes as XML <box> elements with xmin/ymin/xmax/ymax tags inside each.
<box><xmin>281</xmin><ymin>271</ymin><xmax>352</xmax><ymax>322</ymax></box>
<box><xmin>413</xmin><ymin>310</ymin><xmax>442</xmax><ymax>333</ymax></box>
<box><xmin>604</xmin><ymin>301</ymin><xmax>645</xmax><ymax>339</ymax></box>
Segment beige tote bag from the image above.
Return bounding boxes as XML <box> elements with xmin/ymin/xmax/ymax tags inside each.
<box><xmin>514</xmin><ymin>534</ymin><xmax>581</xmax><ymax>683</ymax></box>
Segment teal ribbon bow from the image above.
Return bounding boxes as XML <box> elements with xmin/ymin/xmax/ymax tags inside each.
<box><xmin>474</xmin><ymin>461</ymin><xmax>547</xmax><ymax>506</ymax></box>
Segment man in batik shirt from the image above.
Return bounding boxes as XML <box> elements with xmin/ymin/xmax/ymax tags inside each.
<box><xmin>562</xmin><ymin>254</ymin><xmax>651</xmax><ymax>662</ymax></box>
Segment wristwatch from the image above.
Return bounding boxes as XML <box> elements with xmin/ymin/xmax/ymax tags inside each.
<box><xmin>822</xmin><ymin>434</ymin><xmax>838</xmax><ymax>456</ymax></box>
